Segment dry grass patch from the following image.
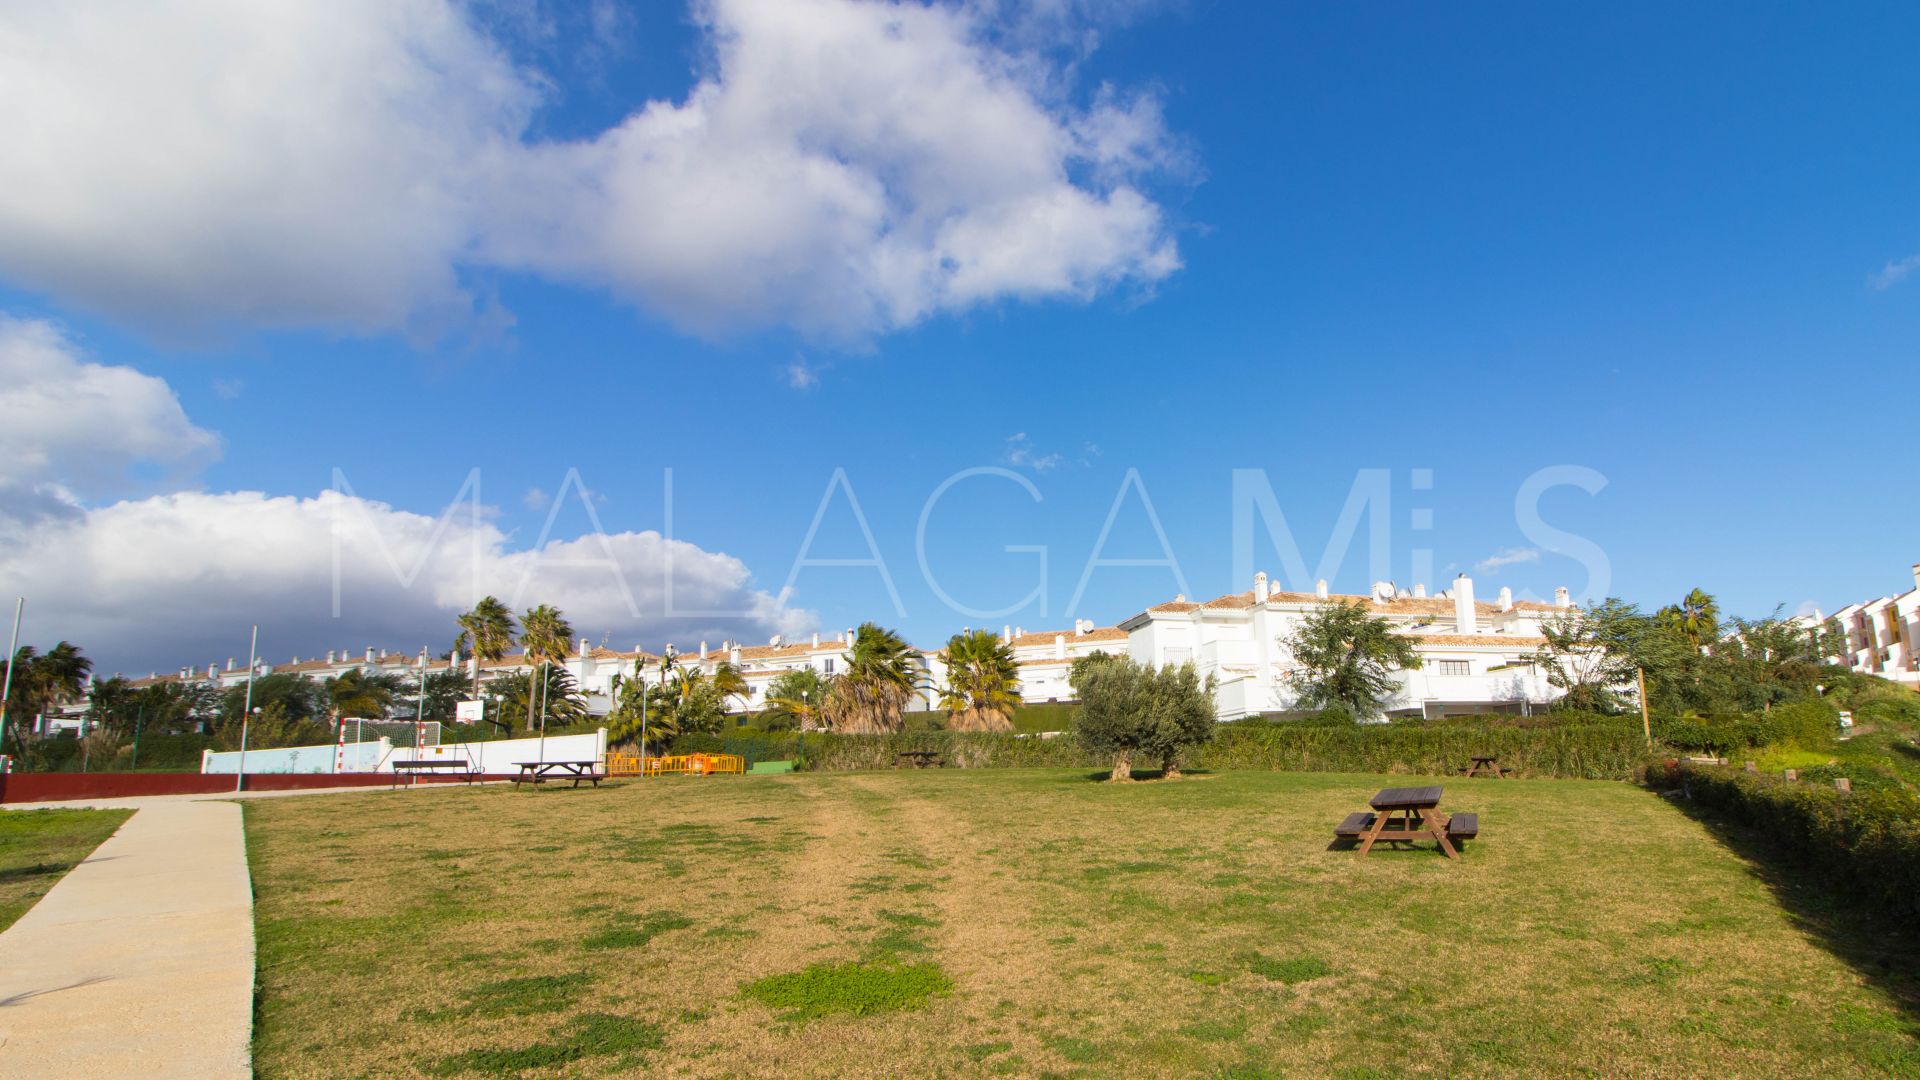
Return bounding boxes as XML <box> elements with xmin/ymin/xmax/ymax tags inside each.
<box><xmin>246</xmin><ymin>770</ymin><xmax>1920</xmax><ymax>1077</ymax></box>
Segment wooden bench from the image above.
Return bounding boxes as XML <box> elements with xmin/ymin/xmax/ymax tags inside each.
<box><xmin>1333</xmin><ymin>812</ymin><xmax>1415</xmax><ymax>838</ymax></box>
<box><xmin>512</xmin><ymin>761</ymin><xmax>610</xmax><ymax>788</ymax></box>
<box><xmin>1445</xmin><ymin>812</ymin><xmax>1479</xmax><ymax>842</ymax></box>
<box><xmin>390</xmin><ymin>760</ymin><xmax>482</xmax><ymax>787</ymax></box>
<box><xmin>1334</xmin><ymin>811</ymin><xmax>1375</xmax><ymax>838</ymax></box>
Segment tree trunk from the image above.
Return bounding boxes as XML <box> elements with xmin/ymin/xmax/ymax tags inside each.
<box><xmin>1162</xmin><ymin>757</ymin><xmax>1182</xmax><ymax>780</ymax></box>
<box><xmin>1109</xmin><ymin>751</ymin><xmax>1133</xmax><ymax>782</ymax></box>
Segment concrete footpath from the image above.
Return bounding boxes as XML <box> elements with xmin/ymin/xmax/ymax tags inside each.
<box><xmin>0</xmin><ymin>799</ymin><xmax>254</xmax><ymax>1079</ymax></box>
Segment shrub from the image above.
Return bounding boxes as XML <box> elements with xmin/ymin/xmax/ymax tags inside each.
<box><xmin>674</xmin><ymin>716</ymin><xmax>1656</xmax><ymax>780</ymax></box>
<box><xmin>1652</xmin><ymin>762</ymin><xmax>1920</xmax><ymax>923</ymax></box>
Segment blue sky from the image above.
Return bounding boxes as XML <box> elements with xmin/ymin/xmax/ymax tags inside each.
<box><xmin>1</xmin><ymin>0</ymin><xmax>1916</xmax><ymax>671</ymax></box>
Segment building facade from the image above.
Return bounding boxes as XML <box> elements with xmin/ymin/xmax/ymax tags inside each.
<box><xmin>1119</xmin><ymin>572</ymin><xmax>1573</xmax><ymax>720</ymax></box>
<box><xmin>1824</xmin><ymin>563</ymin><xmax>1920</xmax><ymax>688</ymax></box>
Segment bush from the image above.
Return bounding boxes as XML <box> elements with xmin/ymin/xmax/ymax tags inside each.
<box><xmin>1653</xmin><ymin>761</ymin><xmax>1920</xmax><ymax>923</ymax></box>
<box><xmin>674</xmin><ymin>716</ymin><xmax>1656</xmax><ymax>780</ymax></box>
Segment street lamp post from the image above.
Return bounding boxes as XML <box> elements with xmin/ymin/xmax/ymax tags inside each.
<box><xmin>0</xmin><ymin>597</ymin><xmax>22</xmax><ymax>771</ymax></box>
<box><xmin>236</xmin><ymin>624</ymin><xmax>259</xmax><ymax>792</ymax></box>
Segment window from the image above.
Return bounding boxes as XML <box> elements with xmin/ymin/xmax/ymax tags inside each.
<box><xmin>823</xmin><ymin>657</ymin><xmax>835</xmax><ymax>674</ymax></box>
<box><xmin>1432</xmin><ymin>660</ymin><xmax>1471</xmax><ymax>676</ymax></box>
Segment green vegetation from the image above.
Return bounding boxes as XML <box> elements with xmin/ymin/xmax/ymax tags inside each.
<box><xmin>823</xmin><ymin>622</ymin><xmax>925</xmax><ymax>734</ymax></box>
<box><xmin>742</xmin><ymin>960</ymin><xmax>953</xmax><ymax>1020</ymax></box>
<box><xmin>0</xmin><ymin>807</ymin><xmax>131</xmax><ymax>930</ymax></box>
<box><xmin>244</xmin><ymin>769</ymin><xmax>1920</xmax><ymax>1077</ymax></box>
<box><xmin>1071</xmin><ymin>653</ymin><xmax>1218</xmax><ymax>780</ymax></box>
<box><xmin>939</xmin><ymin>629</ymin><xmax>1021</xmax><ymax>732</ymax></box>
<box><xmin>1281</xmin><ymin>601</ymin><xmax>1423</xmax><ymax>719</ymax></box>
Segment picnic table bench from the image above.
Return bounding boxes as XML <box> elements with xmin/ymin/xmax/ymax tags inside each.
<box><xmin>1332</xmin><ymin>786</ymin><xmax>1476</xmax><ymax>859</ymax></box>
<box><xmin>511</xmin><ymin>760</ymin><xmax>609</xmax><ymax>788</ymax></box>
<box><xmin>894</xmin><ymin>750</ymin><xmax>944</xmax><ymax>769</ymax></box>
<box><xmin>390</xmin><ymin>759</ymin><xmax>482</xmax><ymax>787</ymax></box>
<box><xmin>1465</xmin><ymin>755</ymin><xmax>1508</xmax><ymax>779</ymax></box>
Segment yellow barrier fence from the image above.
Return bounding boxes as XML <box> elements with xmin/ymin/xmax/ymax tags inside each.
<box><xmin>606</xmin><ymin>752</ymin><xmax>744</xmax><ymax>777</ymax></box>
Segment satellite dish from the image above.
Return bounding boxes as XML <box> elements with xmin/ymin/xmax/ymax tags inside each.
<box><xmin>1373</xmin><ymin>581</ymin><xmax>1396</xmax><ymax>602</ymax></box>
<box><xmin>769</xmin><ymin>634</ymin><xmax>783</xmax><ymax>647</ymax></box>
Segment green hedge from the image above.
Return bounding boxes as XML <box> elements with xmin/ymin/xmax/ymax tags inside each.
<box><xmin>1652</xmin><ymin>761</ymin><xmax>1920</xmax><ymax>923</ymax></box>
<box><xmin>675</xmin><ymin>718</ymin><xmax>1657</xmax><ymax>780</ymax></box>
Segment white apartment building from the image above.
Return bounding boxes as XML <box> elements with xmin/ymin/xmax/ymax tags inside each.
<box><xmin>1825</xmin><ymin>563</ymin><xmax>1920</xmax><ymax>688</ymax></box>
<box><xmin>102</xmin><ymin>571</ymin><xmax>1571</xmax><ymax>728</ymax></box>
<box><xmin>1120</xmin><ymin>572</ymin><xmax>1574</xmax><ymax>720</ymax></box>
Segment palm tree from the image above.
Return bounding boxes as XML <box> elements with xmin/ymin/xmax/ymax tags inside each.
<box><xmin>763</xmin><ymin>667</ymin><xmax>829</xmax><ymax>731</ymax></box>
<box><xmin>1659</xmin><ymin>588</ymin><xmax>1721</xmax><ymax>651</ymax></box>
<box><xmin>822</xmin><ymin>623</ymin><xmax>924</xmax><ymax>734</ymax></box>
<box><xmin>494</xmin><ymin>665</ymin><xmax>589</xmax><ymax>730</ymax></box>
<box><xmin>520</xmin><ymin>604</ymin><xmax>574</xmax><ymax>669</ymax></box>
<box><xmin>938</xmin><ymin>629</ymin><xmax>1021</xmax><ymax>732</ymax></box>
<box><xmin>454</xmin><ymin>596</ymin><xmax>516</xmax><ymax>697</ymax></box>
<box><xmin>323</xmin><ymin>667</ymin><xmax>402</xmax><ymax>720</ymax></box>
<box><xmin>518</xmin><ymin>604</ymin><xmax>575</xmax><ymax>732</ymax></box>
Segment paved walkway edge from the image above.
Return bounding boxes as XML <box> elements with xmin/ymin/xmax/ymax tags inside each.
<box><xmin>0</xmin><ymin>801</ymin><xmax>254</xmax><ymax>1079</ymax></box>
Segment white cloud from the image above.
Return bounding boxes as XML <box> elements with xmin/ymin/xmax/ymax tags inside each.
<box><xmin>0</xmin><ymin>307</ymin><xmax>812</xmax><ymax>672</ymax></box>
<box><xmin>1474</xmin><ymin>547</ymin><xmax>1541</xmax><ymax>573</ymax></box>
<box><xmin>522</xmin><ymin>487</ymin><xmax>550</xmax><ymax>510</ymax></box>
<box><xmin>211</xmin><ymin>378</ymin><xmax>245</xmax><ymax>400</ymax></box>
<box><xmin>786</xmin><ymin>358</ymin><xmax>822</xmax><ymax>390</ymax></box>
<box><xmin>0</xmin><ymin>315</ymin><xmax>219</xmax><ymax>508</ymax></box>
<box><xmin>1003</xmin><ymin>432</ymin><xmax>1065</xmax><ymax>471</ymax></box>
<box><xmin>0</xmin><ymin>488</ymin><xmax>817</xmax><ymax>675</ymax></box>
<box><xmin>0</xmin><ymin>0</ymin><xmax>1184</xmax><ymax>342</ymax></box>
<box><xmin>1870</xmin><ymin>253</ymin><xmax>1920</xmax><ymax>291</ymax></box>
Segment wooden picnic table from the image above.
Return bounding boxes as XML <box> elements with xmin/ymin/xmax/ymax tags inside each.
<box><xmin>511</xmin><ymin>760</ymin><xmax>609</xmax><ymax>788</ymax></box>
<box><xmin>894</xmin><ymin>750</ymin><xmax>944</xmax><ymax>769</ymax></box>
<box><xmin>1465</xmin><ymin>755</ymin><xmax>1508</xmax><ymax>779</ymax></box>
<box><xmin>1332</xmin><ymin>786</ymin><xmax>1478</xmax><ymax>859</ymax></box>
<box><xmin>389</xmin><ymin>759</ymin><xmax>482</xmax><ymax>788</ymax></box>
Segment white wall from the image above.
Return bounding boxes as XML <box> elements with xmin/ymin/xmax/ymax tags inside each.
<box><xmin>202</xmin><ymin>729</ymin><xmax>607</xmax><ymax>774</ymax></box>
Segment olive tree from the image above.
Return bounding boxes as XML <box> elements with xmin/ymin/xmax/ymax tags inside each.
<box><xmin>1070</xmin><ymin>653</ymin><xmax>1217</xmax><ymax>782</ymax></box>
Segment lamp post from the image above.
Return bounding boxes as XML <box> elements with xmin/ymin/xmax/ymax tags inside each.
<box><xmin>236</xmin><ymin>624</ymin><xmax>258</xmax><ymax>792</ymax></box>
<box><xmin>0</xmin><ymin>597</ymin><xmax>22</xmax><ymax>771</ymax></box>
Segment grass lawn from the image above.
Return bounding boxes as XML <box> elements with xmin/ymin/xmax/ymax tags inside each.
<box><xmin>0</xmin><ymin>807</ymin><xmax>133</xmax><ymax>931</ymax></box>
<box><xmin>244</xmin><ymin>770</ymin><xmax>1920</xmax><ymax>1078</ymax></box>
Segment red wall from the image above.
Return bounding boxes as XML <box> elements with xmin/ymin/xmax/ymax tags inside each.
<box><xmin>0</xmin><ymin>772</ymin><xmax>513</xmax><ymax>803</ymax></box>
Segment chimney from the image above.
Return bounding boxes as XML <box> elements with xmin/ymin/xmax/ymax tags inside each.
<box><xmin>730</xmin><ymin>644</ymin><xmax>742</xmax><ymax>665</ymax></box>
<box><xmin>1554</xmin><ymin>586</ymin><xmax>1572</xmax><ymax>608</ymax></box>
<box><xmin>1054</xmin><ymin>634</ymin><xmax>1066</xmax><ymax>660</ymax></box>
<box><xmin>1003</xmin><ymin>625</ymin><xmax>1012</xmax><ymax>643</ymax></box>
<box><xmin>1498</xmin><ymin>586</ymin><xmax>1513</xmax><ymax>612</ymax></box>
<box><xmin>1413</xmin><ymin>583</ymin><xmax>1426</xmax><ymax>599</ymax></box>
<box><xmin>1315</xmin><ymin>580</ymin><xmax>1329</xmax><ymax>600</ymax></box>
<box><xmin>226</xmin><ymin>657</ymin><xmax>235</xmax><ymax>671</ymax></box>
<box><xmin>326</xmin><ymin>650</ymin><xmax>336</xmax><ymax>664</ymax></box>
<box><xmin>1076</xmin><ymin>620</ymin><xmax>1089</xmax><ymax>637</ymax></box>
<box><xmin>468</xmin><ymin>656</ymin><xmax>479</xmax><ymax>678</ymax></box>
<box><xmin>1015</xmin><ymin>626</ymin><xmax>1024</xmax><ymax>638</ymax></box>
<box><xmin>700</xmin><ymin>640</ymin><xmax>708</xmax><ymax>658</ymax></box>
<box><xmin>1454</xmin><ymin>573</ymin><xmax>1478</xmax><ymax>635</ymax></box>
<box><xmin>812</xmin><ymin>632</ymin><xmax>820</xmax><ymax>648</ymax></box>
<box><xmin>1912</xmin><ymin>562</ymin><xmax>1920</xmax><ymax>591</ymax></box>
<box><xmin>364</xmin><ymin>647</ymin><xmax>374</xmax><ymax>663</ymax></box>
<box><xmin>1253</xmin><ymin>571</ymin><xmax>1270</xmax><ymax>602</ymax></box>
<box><xmin>844</xmin><ymin>628</ymin><xmax>854</xmax><ymax>646</ymax></box>
<box><xmin>377</xmin><ymin>648</ymin><xmax>386</xmax><ymax>660</ymax></box>
<box><xmin>208</xmin><ymin>664</ymin><xmax>218</xmax><ymax>678</ymax></box>
<box><xmin>579</xmin><ymin>636</ymin><xmax>590</xmax><ymax>657</ymax></box>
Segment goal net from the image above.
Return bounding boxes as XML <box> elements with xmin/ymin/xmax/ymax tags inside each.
<box><xmin>336</xmin><ymin>719</ymin><xmax>442</xmax><ymax>749</ymax></box>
